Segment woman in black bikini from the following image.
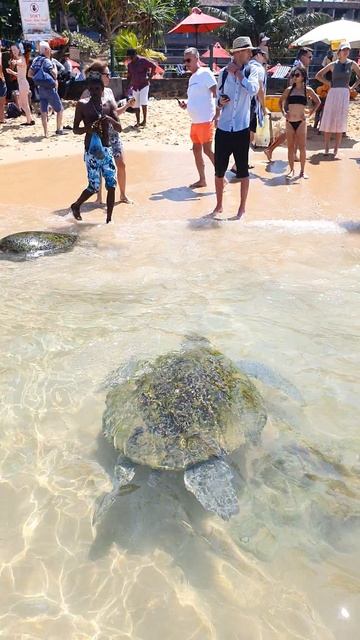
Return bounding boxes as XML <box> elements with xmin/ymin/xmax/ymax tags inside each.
<box><xmin>280</xmin><ymin>67</ymin><xmax>320</xmax><ymax>179</ymax></box>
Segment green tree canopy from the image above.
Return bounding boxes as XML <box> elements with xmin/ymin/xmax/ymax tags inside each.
<box><xmin>203</xmin><ymin>0</ymin><xmax>332</xmax><ymax>57</ymax></box>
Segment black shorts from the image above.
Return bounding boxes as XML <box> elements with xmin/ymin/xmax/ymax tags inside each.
<box><xmin>215</xmin><ymin>128</ymin><xmax>250</xmax><ymax>179</ymax></box>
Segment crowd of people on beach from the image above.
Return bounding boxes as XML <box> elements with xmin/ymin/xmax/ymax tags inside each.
<box><xmin>69</xmin><ymin>37</ymin><xmax>360</xmax><ymax>223</ymax></box>
<box><xmin>1</xmin><ymin>33</ymin><xmax>360</xmax><ymax>223</ymax></box>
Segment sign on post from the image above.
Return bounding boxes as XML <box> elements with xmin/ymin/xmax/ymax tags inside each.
<box><xmin>18</xmin><ymin>0</ymin><xmax>52</xmax><ymax>41</ymax></box>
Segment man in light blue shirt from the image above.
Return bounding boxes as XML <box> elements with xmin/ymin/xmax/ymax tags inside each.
<box><xmin>212</xmin><ymin>36</ymin><xmax>259</xmax><ymax>220</ymax></box>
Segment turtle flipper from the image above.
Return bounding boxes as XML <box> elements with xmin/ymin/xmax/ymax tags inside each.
<box><xmin>92</xmin><ymin>456</ymin><xmax>137</xmax><ymax>526</ymax></box>
<box><xmin>184</xmin><ymin>458</ymin><xmax>239</xmax><ymax>520</ymax></box>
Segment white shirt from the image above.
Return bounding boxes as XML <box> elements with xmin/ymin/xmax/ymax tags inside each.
<box><xmin>217</xmin><ymin>65</ymin><xmax>259</xmax><ymax>132</ymax></box>
<box><xmin>187</xmin><ymin>67</ymin><xmax>216</xmax><ymax>124</ymax></box>
<box><xmin>249</xmin><ymin>59</ymin><xmax>265</xmax><ymax>86</ymax></box>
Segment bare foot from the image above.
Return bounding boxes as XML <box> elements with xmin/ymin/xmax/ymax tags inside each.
<box><xmin>140</xmin><ymin>121</ymin><xmax>146</xmax><ymax>127</ymax></box>
<box><xmin>119</xmin><ymin>195</ymin><xmax>134</xmax><ymax>204</ymax></box>
<box><xmin>190</xmin><ymin>180</ymin><xmax>207</xmax><ymax>188</ymax></box>
<box><xmin>264</xmin><ymin>148</ymin><xmax>272</xmax><ymax>162</ymax></box>
<box><xmin>95</xmin><ymin>198</ymin><xmax>104</xmax><ymax>205</ymax></box>
<box><xmin>286</xmin><ymin>170</ymin><xmax>295</xmax><ymax>180</ymax></box>
<box><xmin>205</xmin><ymin>207</ymin><xmax>223</xmax><ymax>218</ymax></box>
<box><xmin>71</xmin><ymin>203</ymin><xmax>82</xmax><ymax>220</ymax></box>
<box><xmin>106</xmin><ymin>215</ymin><xmax>112</xmax><ymax>224</ymax></box>
<box><xmin>133</xmin><ymin>123</ymin><xmax>140</xmax><ymax>129</ymax></box>
<box><xmin>227</xmin><ymin>210</ymin><xmax>245</xmax><ymax>221</ymax></box>
<box><xmin>300</xmin><ymin>171</ymin><xmax>309</xmax><ymax>179</ymax></box>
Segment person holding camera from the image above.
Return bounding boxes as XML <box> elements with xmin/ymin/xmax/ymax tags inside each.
<box><xmin>211</xmin><ymin>36</ymin><xmax>259</xmax><ymax>220</ymax></box>
<box><xmin>71</xmin><ymin>72</ymin><xmax>123</xmax><ymax>224</ymax></box>
<box><xmin>179</xmin><ymin>47</ymin><xmax>217</xmax><ymax>188</ymax></box>
<box><xmin>82</xmin><ymin>60</ymin><xmax>135</xmax><ymax>204</ymax></box>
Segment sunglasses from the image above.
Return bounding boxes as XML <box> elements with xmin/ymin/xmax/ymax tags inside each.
<box><xmin>102</xmin><ymin>72</ymin><xmax>110</xmax><ymax>77</ymax></box>
<box><xmin>183</xmin><ymin>58</ymin><xmax>192</xmax><ymax>63</ymax></box>
<box><xmin>293</xmin><ymin>72</ymin><xmax>302</xmax><ymax>78</ymax></box>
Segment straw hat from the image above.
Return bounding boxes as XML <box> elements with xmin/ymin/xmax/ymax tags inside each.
<box><xmin>230</xmin><ymin>36</ymin><xmax>255</xmax><ymax>53</ymax></box>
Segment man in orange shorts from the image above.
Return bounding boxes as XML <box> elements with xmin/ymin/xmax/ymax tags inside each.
<box><xmin>179</xmin><ymin>47</ymin><xmax>217</xmax><ymax>188</ymax></box>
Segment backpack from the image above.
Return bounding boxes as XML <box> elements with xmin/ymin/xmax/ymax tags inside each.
<box><xmin>218</xmin><ymin>65</ymin><xmax>251</xmax><ymax>94</ymax></box>
<box><xmin>33</xmin><ymin>58</ymin><xmax>56</xmax><ymax>89</ymax></box>
<box><xmin>6</xmin><ymin>102</ymin><xmax>22</xmax><ymax>118</ymax></box>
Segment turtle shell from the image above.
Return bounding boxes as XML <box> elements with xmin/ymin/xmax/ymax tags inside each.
<box><xmin>102</xmin><ymin>344</ymin><xmax>267</xmax><ymax>470</ymax></box>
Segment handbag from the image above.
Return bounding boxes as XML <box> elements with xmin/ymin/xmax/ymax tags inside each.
<box><xmin>89</xmin><ymin>132</ymin><xmax>105</xmax><ymax>160</ymax></box>
<box><xmin>33</xmin><ymin>59</ymin><xmax>56</xmax><ymax>89</ymax></box>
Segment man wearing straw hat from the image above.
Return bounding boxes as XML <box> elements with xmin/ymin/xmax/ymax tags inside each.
<box><xmin>211</xmin><ymin>36</ymin><xmax>259</xmax><ymax>220</ymax></box>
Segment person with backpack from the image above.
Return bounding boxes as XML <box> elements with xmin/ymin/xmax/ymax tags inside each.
<box><xmin>28</xmin><ymin>41</ymin><xmax>64</xmax><ymax>137</ymax></box>
<box><xmin>211</xmin><ymin>36</ymin><xmax>259</xmax><ymax>220</ymax></box>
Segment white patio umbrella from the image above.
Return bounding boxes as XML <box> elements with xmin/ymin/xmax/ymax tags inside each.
<box><xmin>290</xmin><ymin>19</ymin><xmax>360</xmax><ymax>49</ymax></box>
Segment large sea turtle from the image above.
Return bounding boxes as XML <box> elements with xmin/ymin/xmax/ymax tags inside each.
<box><xmin>94</xmin><ymin>337</ymin><xmax>269</xmax><ymax>524</ymax></box>
<box><xmin>0</xmin><ymin>231</ymin><xmax>77</xmax><ymax>260</ymax></box>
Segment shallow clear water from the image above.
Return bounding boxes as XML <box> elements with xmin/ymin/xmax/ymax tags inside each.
<box><xmin>0</xmin><ymin>207</ymin><xmax>359</xmax><ymax>639</ymax></box>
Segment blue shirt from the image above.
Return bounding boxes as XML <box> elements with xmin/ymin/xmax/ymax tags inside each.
<box><xmin>217</xmin><ymin>64</ymin><xmax>259</xmax><ymax>132</ymax></box>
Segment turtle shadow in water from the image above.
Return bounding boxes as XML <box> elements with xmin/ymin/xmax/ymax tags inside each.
<box><xmin>89</xmin><ymin>433</ymin><xmax>247</xmax><ymax>590</ymax></box>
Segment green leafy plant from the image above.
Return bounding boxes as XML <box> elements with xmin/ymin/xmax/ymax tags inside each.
<box><xmin>113</xmin><ymin>30</ymin><xmax>166</xmax><ymax>62</ymax></box>
<box><xmin>130</xmin><ymin>0</ymin><xmax>176</xmax><ymax>48</ymax></box>
<box><xmin>203</xmin><ymin>0</ymin><xmax>332</xmax><ymax>57</ymax></box>
<box><xmin>62</xmin><ymin>31</ymin><xmax>102</xmax><ymax>56</ymax></box>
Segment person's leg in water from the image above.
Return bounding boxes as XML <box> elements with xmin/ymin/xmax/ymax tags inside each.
<box><xmin>228</xmin><ymin>129</ymin><xmax>250</xmax><ymax>219</ymax></box>
<box><xmin>102</xmin><ymin>147</ymin><xmax>118</xmax><ymax>223</ymax></box>
<box><xmin>116</xmin><ymin>153</ymin><xmax>132</xmax><ymax>203</ymax></box>
<box><xmin>191</xmin><ymin>142</ymin><xmax>206</xmax><ymax>188</ymax></box>
<box><xmin>333</xmin><ymin>132</ymin><xmax>343</xmax><ymax>158</ymax></box>
<box><xmin>71</xmin><ymin>188</ymin><xmax>94</xmax><ymax>220</ymax></box>
<box><xmin>210</xmin><ymin>129</ymin><xmax>231</xmax><ymax>215</ymax></box>
<box><xmin>285</xmin><ymin>121</ymin><xmax>296</xmax><ymax>178</ymax></box>
<box><xmin>71</xmin><ymin>150</ymin><xmax>101</xmax><ymax>220</ymax></box>
<box><xmin>106</xmin><ymin>187</ymin><xmax>115</xmax><ymax>223</ymax></box>
<box><xmin>264</xmin><ymin>131</ymin><xmax>286</xmax><ymax>161</ymax></box>
<box><xmin>296</xmin><ymin>120</ymin><xmax>308</xmax><ymax>177</ymax></box>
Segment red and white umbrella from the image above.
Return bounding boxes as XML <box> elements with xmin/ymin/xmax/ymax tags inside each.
<box><xmin>168</xmin><ymin>7</ymin><xmax>226</xmax><ymax>48</ymax></box>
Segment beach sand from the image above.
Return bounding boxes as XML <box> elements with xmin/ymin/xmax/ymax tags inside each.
<box><xmin>0</xmin><ymin>97</ymin><xmax>359</xmax><ymax>164</ymax></box>
<box><xmin>0</xmin><ymin>97</ymin><xmax>359</xmax><ymax>228</ymax></box>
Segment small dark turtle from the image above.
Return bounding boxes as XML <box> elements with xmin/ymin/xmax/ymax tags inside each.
<box><xmin>94</xmin><ymin>337</ymin><xmax>268</xmax><ymax>523</ymax></box>
<box><xmin>0</xmin><ymin>231</ymin><xmax>77</xmax><ymax>260</ymax></box>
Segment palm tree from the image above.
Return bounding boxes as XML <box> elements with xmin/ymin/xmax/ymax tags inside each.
<box><xmin>203</xmin><ymin>0</ymin><xmax>331</xmax><ymax>57</ymax></box>
<box><xmin>130</xmin><ymin>0</ymin><xmax>176</xmax><ymax>48</ymax></box>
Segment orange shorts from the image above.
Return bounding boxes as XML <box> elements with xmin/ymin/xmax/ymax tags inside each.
<box><xmin>190</xmin><ymin>122</ymin><xmax>214</xmax><ymax>145</ymax></box>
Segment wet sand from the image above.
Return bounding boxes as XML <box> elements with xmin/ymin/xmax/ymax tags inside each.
<box><xmin>0</xmin><ymin>144</ymin><xmax>359</xmax><ymax>226</ymax></box>
<box><xmin>1</xmin><ymin>120</ymin><xmax>360</xmax><ymax>640</ymax></box>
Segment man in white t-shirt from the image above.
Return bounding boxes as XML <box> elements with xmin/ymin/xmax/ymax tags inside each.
<box><xmin>179</xmin><ymin>47</ymin><xmax>217</xmax><ymax>188</ymax></box>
